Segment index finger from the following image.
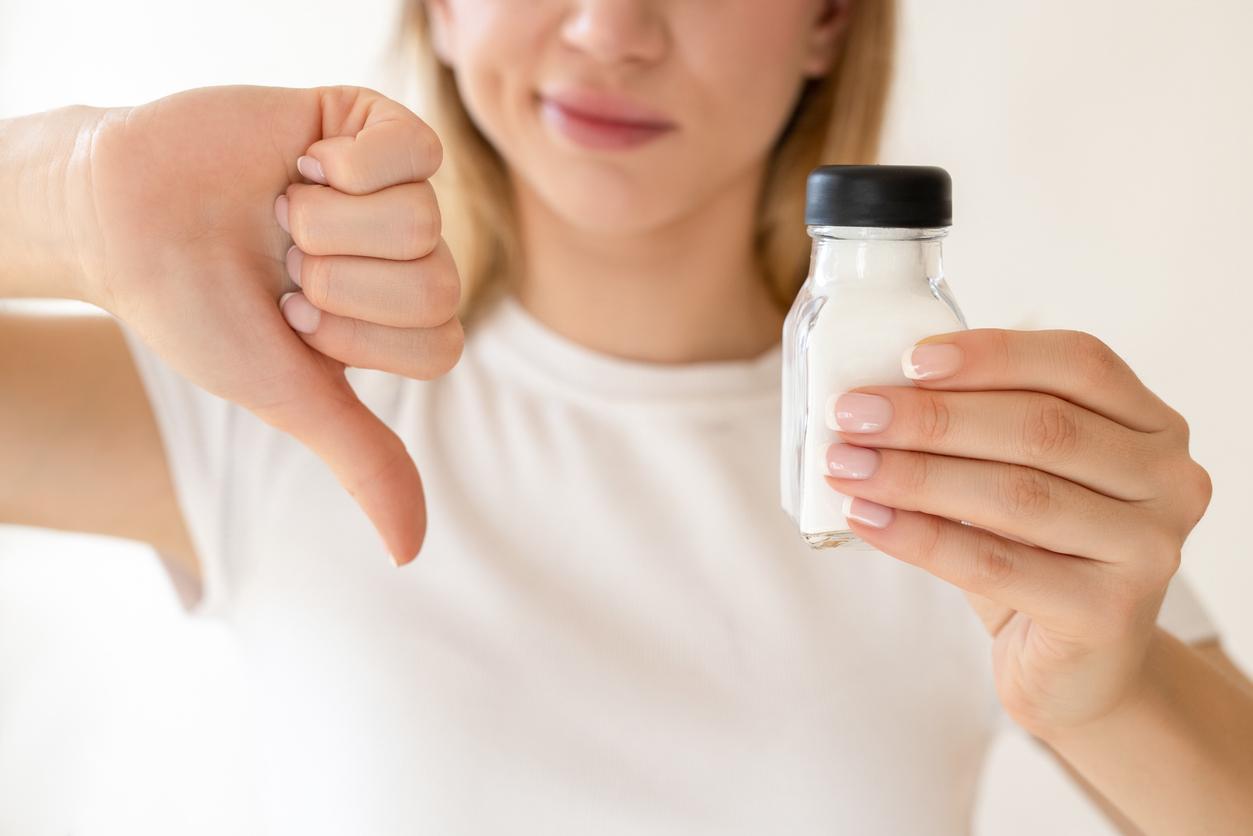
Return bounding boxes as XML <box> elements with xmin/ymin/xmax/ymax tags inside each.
<box><xmin>901</xmin><ymin>329</ymin><xmax>1178</xmax><ymax>434</ymax></box>
<box><xmin>302</xmin><ymin>86</ymin><xmax>443</xmax><ymax>195</ymax></box>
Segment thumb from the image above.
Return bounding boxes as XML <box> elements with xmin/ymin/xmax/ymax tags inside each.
<box><xmin>249</xmin><ymin>326</ymin><xmax>427</xmax><ymax>567</ymax></box>
<box><xmin>257</xmin><ymin>86</ymin><xmax>435</xmax><ymax>566</ymax></box>
<box><xmin>301</xmin><ymin>86</ymin><xmax>443</xmax><ymax>195</ymax></box>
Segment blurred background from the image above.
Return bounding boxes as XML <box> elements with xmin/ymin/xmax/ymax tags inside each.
<box><xmin>1</xmin><ymin>0</ymin><xmax>1250</xmax><ymax>833</ymax></box>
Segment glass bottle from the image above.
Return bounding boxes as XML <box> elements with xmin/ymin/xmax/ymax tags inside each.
<box><xmin>781</xmin><ymin>165</ymin><xmax>968</xmax><ymax>548</ymax></box>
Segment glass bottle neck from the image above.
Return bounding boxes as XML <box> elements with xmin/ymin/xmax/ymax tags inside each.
<box><xmin>806</xmin><ymin>225</ymin><xmax>947</xmax><ymax>290</ymax></box>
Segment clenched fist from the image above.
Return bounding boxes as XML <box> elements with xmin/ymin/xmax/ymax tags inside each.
<box><xmin>77</xmin><ymin>85</ymin><xmax>463</xmax><ymax>565</ymax></box>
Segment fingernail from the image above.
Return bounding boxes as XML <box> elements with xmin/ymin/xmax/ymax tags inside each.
<box><xmin>825</xmin><ymin>443</ymin><xmax>880</xmax><ymax>480</ymax></box>
<box><xmin>274</xmin><ymin>194</ymin><xmax>290</xmax><ymax>234</ymax></box>
<box><xmin>297</xmin><ymin>155</ymin><xmax>328</xmax><ymax>185</ymax></box>
<box><xmin>826</xmin><ymin>392</ymin><xmax>893</xmax><ymax>433</ymax></box>
<box><xmin>902</xmin><ymin>342</ymin><xmax>964</xmax><ymax>381</ymax></box>
<box><xmin>842</xmin><ymin>495</ymin><xmax>895</xmax><ymax>528</ymax></box>
<box><xmin>285</xmin><ymin>245</ymin><xmax>303</xmax><ymax>287</ymax></box>
<box><xmin>279</xmin><ymin>291</ymin><xmax>320</xmax><ymax>334</ymax></box>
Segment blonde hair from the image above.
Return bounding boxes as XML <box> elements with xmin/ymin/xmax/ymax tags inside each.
<box><xmin>401</xmin><ymin>1</ymin><xmax>896</xmax><ymax>328</ymax></box>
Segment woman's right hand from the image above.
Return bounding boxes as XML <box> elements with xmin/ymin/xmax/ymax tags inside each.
<box><xmin>74</xmin><ymin>85</ymin><xmax>462</xmax><ymax>565</ymax></box>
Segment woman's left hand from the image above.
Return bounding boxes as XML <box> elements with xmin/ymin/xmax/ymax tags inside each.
<box><xmin>824</xmin><ymin>329</ymin><xmax>1213</xmax><ymax>739</ymax></box>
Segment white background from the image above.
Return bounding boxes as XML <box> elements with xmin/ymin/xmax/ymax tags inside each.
<box><xmin>1</xmin><ymin>1</ymin><xmax>1250</xmax><ymax>834</ymax></box>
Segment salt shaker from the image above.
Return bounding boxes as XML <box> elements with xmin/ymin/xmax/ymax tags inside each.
<box><xmin>780</xmin><ymin>165</ymin><xmax>968</xmax><ymax>548</ymax></box>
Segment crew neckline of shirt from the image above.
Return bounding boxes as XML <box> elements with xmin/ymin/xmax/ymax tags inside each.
<box><xmin>472</xmin><ymin>291</ymin><xmax>783</xmax><ymax>408</ymax></box>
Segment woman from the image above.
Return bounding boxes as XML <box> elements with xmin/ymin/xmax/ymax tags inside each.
<box><xmin>1</xmin><ymin>0</ymin><xmax>1250</xmax><ymax>833</ymax></box>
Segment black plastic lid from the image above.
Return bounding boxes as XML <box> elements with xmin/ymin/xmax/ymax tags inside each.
<box><xmin>805</xmin><ymin>165</ymin><xmax>952</xmax><ymax>228</ymax></box>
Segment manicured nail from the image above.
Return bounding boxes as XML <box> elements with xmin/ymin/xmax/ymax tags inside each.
<box><xmin>842</xmin><ymin>495</ymin><xmax>895</xmax><ymax>528</ymax></box>
<box><xmin>825</xmin><ymin>443</ymin><xmax>880</xmax><ymax>479</ymax></box>
<box><xmin>285</xmin><ymin>245</ymin><xmax>303</xmax><ymax>287</ymax></box>
<box><xmin>826</xmin><ymin>392</ymin><xmax>893</xmax><ymax>433</ymax></box>
<box><xmin>297</xmin><ymin>154</ymin><xmax>328</xmax><ymax>185</ymax></box>
<box><xmin>279</xmin><ymin>291</ymin><xmax>320</xmax><ymax>334</ymax></box>
<box><xmin>902</xmin><ymin>342</ymin><xmax>964</xmax><ymax>381</ymax></box>
<box><xmin>274</xmin><ymin>194</ymin><xmax>290</xmax><ymax>234</ymax></box>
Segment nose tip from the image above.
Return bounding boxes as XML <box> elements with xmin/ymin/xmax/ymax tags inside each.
<box><xmin>560</xmin><ymin>2</ymin><xmax>667</xmax><ymax>65</ymax></box>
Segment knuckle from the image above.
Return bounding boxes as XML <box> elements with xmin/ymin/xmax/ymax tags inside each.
<box><xmin>392</xmin><ymin>243</ymin><xmax>458</xmax><ymax>328</ymax></box>
<box><xmin>303</xmin><ymin>255</ymin><xmax>336</xmax><ymax>310</ymax></box>
<box><xmin>913</xmin><ymin>392</ymin><xmax>954</xmax><ymax>445</ymax></box>
<box><xmin>1167</xmin><ymin>408</ymin><xmax>1191</xmax><ymax>443</ymax></box>
<box><xmin>344</xmin><ymin>312</ymin><xmax>366</xmax><ymax>353</ymax></box>
<box><xmin>900</xmin><ymin>450</ymin><xmax>934</xmax><ymax>498</ymax></box>
<box><xmin>985</xmin><ymin>328</ymin><xmax>1015</xmax><ymax>376</ymax></box>
<box><xmin>915</xmin><ymin>512</ymin><xmax>947</xmax><ymax>562</ymax></box>
<box><xmin>350</xmin><ymin>432</ymin><xmax>412</xmax><ymax>497</ymax></box>
<box><xmin>1000</xmin><ymin>465</ymin><xmax>1053</xmax><ymax>518</ymax></box>
<box><xmin>425</xmin><ymin>185</ymin><xmax>443</xmax><ymax>238</ymax></box>
<box><xmin>442</xmin><ymin>265</ymin><xmax>464</xmax><ymax>318</ymax></box>
<box><xmin>342</xmin><ymin>168</ymin><xmax>373</xmax><ymax>197</ymax></box>
<box><xmin>286</xmin><ymin>187</ymin><xmax>315</xmax><ymax>250</ymax></box>
<box><xmin>1193</xmin><ymin>462</ymin><xmax>1213</xmax><ymax>505</ymax></box>
<box><xmin>1151</xmin><ymin>456</ymin><xmax>1212</xmax><ymax>531</ymax></box>
<box><xmin>434</xmin><ymin>316</ymin><xmax>465</xmax><ymax>376</ymax></box>
<box><xmin>1184</xmin><ymin>462</ymin><xmax>1213</xmax><ymax>526</ymax></box>
<box><xmin>288</xmin><ymin>185</ymin><xmax>340</xmax><ymax>255</ymax></box>
<box><xmin>1020</xmin><ymin>395</ymin><xmax>1080</xmax><ymax>461</ymax></box>
<box><xmin>969</xmin><ymin>534</ymin><xmax>1017</xmax><ymax>591</ymax></box>
<box><xmin>417</xmin><ymin>264</ymin><xmax>461</xmax><ymax>325</ymax></box>
<box><xmin>400</xmin><ymin>184</ymin><xmax>440</xmax><ymax>259</ymax></box>
<box><xmin>413</xmin><ymin>316</ymin><xmax>464</xmax><ymax>379</ymax></box>
<box><xmin>1067</xmin><ymin>330</ymin><xmax>1120</xmax><ymax>387</ymax></box>
<box><xmin>411</xmin><ymin>123</ymin><xmax>443</xmax><ymax>177</ymax></box>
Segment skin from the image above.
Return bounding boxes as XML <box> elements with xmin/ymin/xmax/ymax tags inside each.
<box><xmin>0</xmin><ymin>0</ymin><xmax>1249</xmax><ymax>831</ymax></box>
<box><xmin>425</xmin><ymin>0</ymin><xmax>847</xmax><ymax>365</ymax></box>
<box><xmin>1</xmin><ymin>87</ymin><xmax>461</xmax><ymax>564</ymax></box>
<box><xmin>825</xmin><ymin>331</ymin><xmax>1253</xmax><ymax>830</ymax></box>
<box><xmin>424</xmin><ymin>3</ymin><xmax>1253</xmax><ymax>830</ymax></box>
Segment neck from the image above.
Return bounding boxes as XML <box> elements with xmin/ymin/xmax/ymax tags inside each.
<box><xmin>509</xmin><ymin>164</ymin><xmax>786</xmax><ymax>365</ymax></box>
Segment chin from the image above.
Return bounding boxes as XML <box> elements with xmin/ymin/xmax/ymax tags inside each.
<box><xmin>528</xmin><ymin>168</ymin><xmax>697</xmax><ymax>236</ymax></box>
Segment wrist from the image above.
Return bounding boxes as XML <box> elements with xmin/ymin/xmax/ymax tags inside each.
<box><xmin>0</xmin><ymin>104</ymin><xmax>113</xmax><ymax>303</ymax></box>
<box><xmin>1035</xmin><ymin>629</ymin><xmax>1166</xmax><ymax>750</ymax></box>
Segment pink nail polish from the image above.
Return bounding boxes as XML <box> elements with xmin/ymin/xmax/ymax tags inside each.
<box><xmin>902</xmin><ymin>343</ymin><xmax>963</xmax><ymax>381</ymax></box>
<box><xmin>285</xmin><ymin>245</ymin><xmax>303</xmax><ymax>287</ymax></box>
<box><xmin>274</xmin><ymin>194</ymin><xmax>290</xmax><ymax>234</ymax></box>
<box><xmin>279</xmin><ymin>291</ymin><xmax>320</xmax><ymax>334</ymax></box>
<box><xmin>825</xmin><ymin>443</ymin><xmax>880</xmax><ymax>480</ymax></box>
<box><xmin>297</xmin><ymin>155</ymin><xmax>328</xmax><ymax>185</ymax></box>
<box><xmin>826</xmin><ymin>392</ymin><xmax>893</xmax><ymax>433</ymax></box>
<box><xmin>842</xmin><ymin>496</ymin><xmax>895</xmax><ymax>528</ymax></box>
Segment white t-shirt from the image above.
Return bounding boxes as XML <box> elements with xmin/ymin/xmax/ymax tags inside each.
<box><xmin>119</xmin><ymin>290</ymin><xmax>1217</xmax><ymax>836</ymax></box>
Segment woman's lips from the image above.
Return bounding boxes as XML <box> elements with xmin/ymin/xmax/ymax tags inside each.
<box><xmin>537</xmin><ymin>90</ymin><xmax>676</xmax><ymax>151</ymax></box>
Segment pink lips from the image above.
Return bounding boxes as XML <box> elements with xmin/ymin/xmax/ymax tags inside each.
<box><xmin>537</xmin><ymin>88</ymin><xmax>677</xmax><ymax>151</ymax></box>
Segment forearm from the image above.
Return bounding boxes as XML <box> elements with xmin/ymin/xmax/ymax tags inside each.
<box><xmin>0</xmin><ymin>105</ymin><xmax>104</xmax><ymax>300</ymax></box>
<box><xmin>1043</xmin><ymin>628</ymin><xmax>1253</xmax><ymax>835</ymax></box>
